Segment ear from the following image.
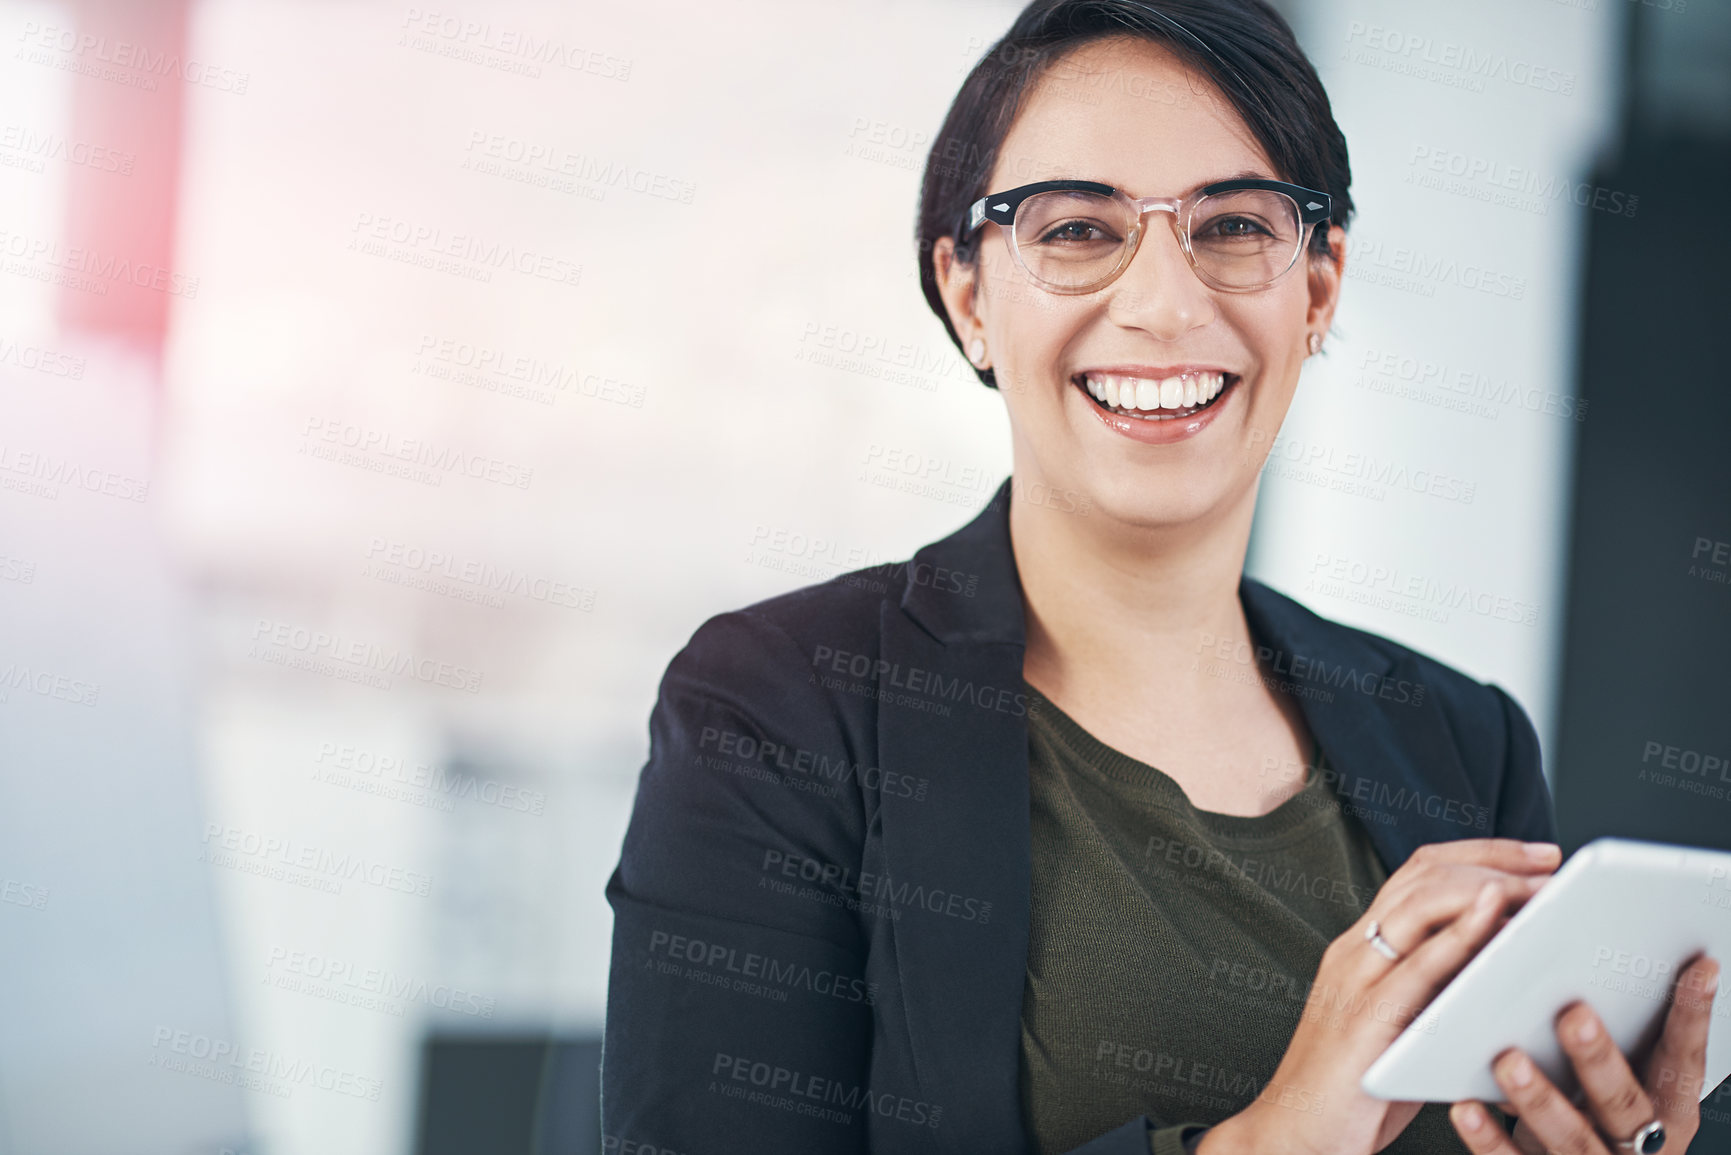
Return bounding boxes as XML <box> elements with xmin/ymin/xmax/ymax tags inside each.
<box><xmin>932</xmin><ymin>235</ymin><xmax>986</xmax><ymax>354</ymax></box>
<box><xmin>1305</xmin><ymin>224</ymin><xmax>1347</xmax><ymax>340</ymax></box>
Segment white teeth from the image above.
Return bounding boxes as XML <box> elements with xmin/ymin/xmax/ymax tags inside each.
<box><xmin>1081</xmin><ymin>371</ymin><xmax>1231</xmax><ymax>415</ymax></box>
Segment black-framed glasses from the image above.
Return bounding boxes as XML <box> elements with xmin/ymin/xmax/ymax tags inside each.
<box><xmin>960</xmin><ymin>178</ymin><xmax>1333</xmax><ymax>294</ymax></box>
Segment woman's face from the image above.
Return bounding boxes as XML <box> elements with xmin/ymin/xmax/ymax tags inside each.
<box><xmin>935</xmin><ymin>36</ymin><xmax>1346</xmax><ymax>532</ymax></box>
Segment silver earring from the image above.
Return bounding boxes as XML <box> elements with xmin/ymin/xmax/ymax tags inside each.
<box><xmin>967</xmin><ymin>337</ymin><xmax>987</xmax><ymax>367</ymax></box>
<box><xmin>1307</xmin><ymin>332</ymin><xmax>1322</xmax><ymax>356</ymax></box>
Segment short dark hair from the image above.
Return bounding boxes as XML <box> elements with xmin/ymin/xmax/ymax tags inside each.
<box><xmin>916</xmin><ymin>0</ymin><xmax>1354</xmax><ymax>389</ymax></box>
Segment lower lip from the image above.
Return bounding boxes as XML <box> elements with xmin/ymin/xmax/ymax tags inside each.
<box><xmin>1075</xmin><ymin>376</ymin><xmax>1240</xmax><ymax>445</ymax></box>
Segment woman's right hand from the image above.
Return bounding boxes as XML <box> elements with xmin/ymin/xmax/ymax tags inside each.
<box><xmin>1197</xmin><ymin>837</ymin><xmax>1564</xmax><ymax>1155</ymax></box>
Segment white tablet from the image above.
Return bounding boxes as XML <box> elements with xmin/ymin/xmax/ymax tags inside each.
<box><xmin>1361</xmin><ymin>836</ymin><xmax>1731</xmax><ymax>1103</ymax></box>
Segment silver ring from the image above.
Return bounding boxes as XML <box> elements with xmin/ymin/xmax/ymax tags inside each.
<box><xmin>1614</xmin><ymin>1119</ymin><xmax>1666</xmax><ymax>1154</ymax></box>
<box><xmin>1365</xmin><ymin>920</ymin><xmax>1401</xmax><ymax>961</ymax></box>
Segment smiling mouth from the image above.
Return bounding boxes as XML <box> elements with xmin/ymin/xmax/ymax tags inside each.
<box><xmin>1071</xmin><ymin>370</ymin><xmax>1240</xmax><ymax>420</ymax></box>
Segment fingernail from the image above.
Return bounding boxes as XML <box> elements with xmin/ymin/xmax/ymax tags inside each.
<box><xmin>1575</xmin><ymin>1015</ymin><xmax>1598</xmax><ymax>1043</ymax></box>
<box><xmin>1525</xmin><ymin>842</ymin><xmax>1560</xmax><ymax>860</ymax></box>
<box><xmin>1455</xmin><ymin>1103</ymin><xmax>1485</xmax><ymax>1132</ymax></box>
<box><xmin>1506</xmin><ymin>1055</ymin><xmax>1534</xmax><ymax>1087</ymax></box>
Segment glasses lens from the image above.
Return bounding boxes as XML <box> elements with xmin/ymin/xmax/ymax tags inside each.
<box><xmin>1187</xmin><ymin>190</ymin><xmax>1303</xmax><ymax>288</ymax></box>
<box><xmin>1012</xmin><ymin>190</ymin><xmax>1135</xmax><ymax>291</ymax></box>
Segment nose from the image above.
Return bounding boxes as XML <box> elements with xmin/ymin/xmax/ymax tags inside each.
<box><xmin>1103</xmin><ymin>207</ymin><xmax>1216</xmax><ymax>339</ymax></box>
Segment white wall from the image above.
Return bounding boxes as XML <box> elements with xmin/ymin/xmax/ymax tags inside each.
<box><xmin>1251</xmin><ymin>0</ymin><xmax>1623</xmax><ymax>773</ymax></box>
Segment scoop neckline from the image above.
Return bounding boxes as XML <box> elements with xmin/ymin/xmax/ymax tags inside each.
<box><xmin>1024</xmin><ymin>681</ymin><xmax>1338</xmax><ymax>843</ymax></box>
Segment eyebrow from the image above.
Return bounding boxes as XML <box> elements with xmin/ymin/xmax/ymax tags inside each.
<box><xmin>1058</xmin><ymin>169</ymin><xmax>1278</xmax><ymax>197</ymax></box>
<box><xmin>1168</xmin><ymin>169</ymin><xmax>1276</xmax><ymax>196</ymax></box>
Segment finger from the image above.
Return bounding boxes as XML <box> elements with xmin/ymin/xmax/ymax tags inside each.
<box><xmin>1396</xmin><ymin>838</ymin><xmax>1562</xmax><ymax>878</ymax></box>
<box><xmin>1449</xmin><ymin>1101</ymin><xmax>1523</xmax><ymax>1154</ymax></box>
<box><xmin>1491</xmin><ymin>1047</ymin><xmax>1610</xmax><ymax>1155</ymax></box>
<box><xmin>1367</xmin><ymin>869</ymin><xmax>1546</xmax><ymax>958</ymax></box>
<box><xmin>1507</xmin><ymin>1115</ymin><xmax>1553</xmax><ymax>1155</ymax></box>
<box><xmin>1554</xmin><ymin>999</ymin><xmax>1660</xmax><ymax>1144</ymax></box>
<box><xmin>1486</xmin><ymin>1101</ymin><xmax>1549</xmax><ymax>1155</ymax></box>
<box><xmin>1362</xmin><ymin>880</ymin><xmax>1507</xmax><ymax>1025</ymax></box>
<box><xmin>1643</xmin><ymin>954</ymin><xmax>1721</xmax><ymax>1120</ymax></box>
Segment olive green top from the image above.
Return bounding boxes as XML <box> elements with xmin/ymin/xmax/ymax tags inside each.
<box><xmin>1018</xmin><ymin>683</ymin><xmax>1477</xmax><ymax>1155</ymax></box>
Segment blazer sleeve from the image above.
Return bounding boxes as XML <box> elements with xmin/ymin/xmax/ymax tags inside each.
<box><xmin>1488</xmin><ymin>684</ymin><xmax>1559</xmax><ymax>844</ymax></box>
<box><xmin>601</xmin><ymin>608</ymin><xmax>878</xmax><ymax>1154</ymax></box>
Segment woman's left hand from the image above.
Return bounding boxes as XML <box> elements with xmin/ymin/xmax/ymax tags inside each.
<box><xmin>1446</xmin><ymin>952</ymin><xmax>1720</xmax><ymax>1154</ymax></box>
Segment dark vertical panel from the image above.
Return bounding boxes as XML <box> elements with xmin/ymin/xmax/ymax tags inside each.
<box><xmin>1552</xmin><ymin>5</ymin><xmax>1731</xmax><ymax>1149</ymax></box>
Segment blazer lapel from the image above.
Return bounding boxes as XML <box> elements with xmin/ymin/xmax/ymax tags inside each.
<box><xmin>1240</xmin><ymin>579</ymin><xmax>1492</xmax><ymax>869</ymax></box>
<box><xmin>878</xmin><ymin>481</ymin><xmax>1032</xmax><ymax>1150</ymax></box>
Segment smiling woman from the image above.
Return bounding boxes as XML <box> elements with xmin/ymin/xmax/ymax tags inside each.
<box><xmin>599</xmin><ymin>3</ymin><xmax>1719</xmax><ymax>1155</ymax></box>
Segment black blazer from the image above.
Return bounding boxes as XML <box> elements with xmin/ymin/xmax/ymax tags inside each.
<box><xmin>601</xmin><ymin>479</ymin><xmax>1558</xmax><ymax>1155</ymax></box>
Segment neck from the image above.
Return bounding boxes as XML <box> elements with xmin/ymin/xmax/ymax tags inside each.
<box><xmin>1010</xmin><ymin>477</ymin><xmax>1260</xmax><ymax>696</ymax></box>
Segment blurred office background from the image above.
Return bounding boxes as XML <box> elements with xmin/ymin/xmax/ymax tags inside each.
<box><xmin>0</xmin><ymin>0</ymin><xmax>1725</xmax><ymax>1152</ymax></box>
